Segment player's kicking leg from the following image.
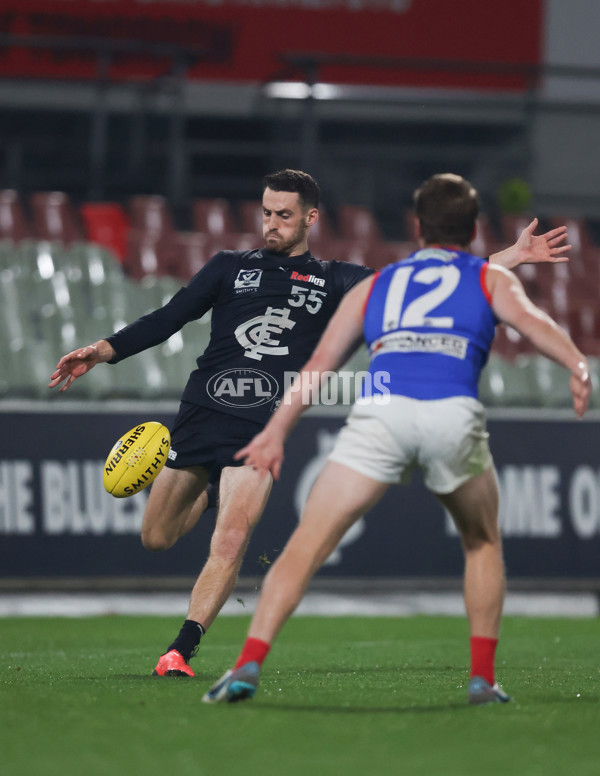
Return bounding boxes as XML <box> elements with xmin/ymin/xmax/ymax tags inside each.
<box><xmin>203</xmin><ymin>461</ymin><xmax>388</xmax><ymax>702</ymax></box>
<box><xmin>141</xmin><ymin>464</ymin><xmax>211</xmax><ymax>676</ymax></box>
<box><xmin>435</xmin><ymin>466</ymin><xmax>511</xmax><ymax>704</ymax></box>
<box><xmin>141</xmin><ymin>464</ymin><xmax>211</xmax><ymax>553</ymax></box>
<box><xmin>153</xmin><ymin>464</ymin><xmax>272</xmax><ymax>677</ymax></box>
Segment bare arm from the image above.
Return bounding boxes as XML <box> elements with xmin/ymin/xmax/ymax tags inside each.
<box><xmin>489</xmin><ymin>218</ymin><xmax>571</xmax><ymax>269</ymax></box>
<box><xmin>235</xmin><ymin>276</ymin><xmax>374</xmax><ymax>478</ymax></box>
<box><xmin>486</xmin><ymin>264</ymin><xmax>590</xmax><ymax>417</ymax></box>
<box><xmin>48</xmin><ymin>339</ymin><xmax>116</xmax><ymax>392</ymax></box>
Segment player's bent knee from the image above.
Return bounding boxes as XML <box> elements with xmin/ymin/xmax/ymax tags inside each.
<box><xmin>141</xmin><ymin>525</ymin><xmax>175</xmax><ymax>552</ymax></box>
<box><xmin>461</xmin><ymin>528</ymin><xmax>501</xmax><ymax>553</ymax></box>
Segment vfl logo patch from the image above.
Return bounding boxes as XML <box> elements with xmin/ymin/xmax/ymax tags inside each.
<box><xmin>234</xmin><ymin>268</ymin><xmax>263</xmax><ymax>294</ymax></box>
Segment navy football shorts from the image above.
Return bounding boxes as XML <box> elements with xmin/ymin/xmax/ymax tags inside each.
<box><xmin>165</xmin><ymin>401</ymin><xmax>264</xmax><ymax>479</ymax></box>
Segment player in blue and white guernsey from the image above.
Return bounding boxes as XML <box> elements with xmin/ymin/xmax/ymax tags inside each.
<box><xmin>206</xmin><ymin>173</ymin><xmax>591</xmax><ymax>706</ymax></box>
<box><xmin>49</xmin><ymin>170</ymin><xmax>572</xmax><ymax>680</ymax></box>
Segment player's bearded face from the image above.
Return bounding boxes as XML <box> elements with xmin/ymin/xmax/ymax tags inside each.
<box><xmin>262</xmin><ymin>188</ymin><xmax>316</xmax><ymax>256</ymax></box>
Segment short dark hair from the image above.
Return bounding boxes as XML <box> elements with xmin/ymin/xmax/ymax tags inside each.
<box><xmin>262</xmin><ymin>169</ymin><xmax>320</xmax><ymax>209</ymax></box>
<box><xmin>414</xmin><ymin>173</ymin><xmax>479</xmax><ymax>247</ymax></box>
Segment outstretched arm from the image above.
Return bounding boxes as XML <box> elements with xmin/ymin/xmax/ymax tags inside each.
<box><xmin>235</xmin><ymin>276</ymin><xmax>374</xmax><ymax>478</ymax></box>
<box><xmin>489</xmin><ymin>218</ymin><xmax>571</xmax><ymax>270</ymax></box>
<box><xmin>48</xmin><ymin>339</ymin><xmax>116</xmax><ymax>392</ymax></box>
<box><xmin>486</xmin><ymin>264</ymin><xmax>591</xmax><ymax>417</ymax></box>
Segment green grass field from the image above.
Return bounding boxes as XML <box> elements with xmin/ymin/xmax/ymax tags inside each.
<box><xmin>1</xmin><ymin>615</ymin><xmax>599</xmax><ymax>776</ymax></box>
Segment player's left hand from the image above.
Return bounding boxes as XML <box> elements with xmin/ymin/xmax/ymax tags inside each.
<box><xmin>235</xmin><ymin>429</ymin><xmax>285</xmax><ymax>480</ymax></box>
<box><xmin>514</xmin><ymin>218</ymin><xmax>571</xmax><ymax>266</ymax></box>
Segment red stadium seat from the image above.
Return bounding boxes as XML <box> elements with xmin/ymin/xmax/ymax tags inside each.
<box><xmin>514</xmin><ymin>263</ymin><xmax>554</xmax><ymax>310</ymax></box>
<box><xmin>564</xmin><ymin>303</ymin><xmax>600</xmax><ymax>357</ymax></box>
<box><xmin>338</xmin><ymin>205</ymin><xmax>385</xmax><ymax>244</ymax></box>
<box><xmin>575</xmin><ymin>246</ymin><xmax>600</xmax><ymax>282</ymax></box>
<box><xmin>30</xmin><ymin>191</ymin><xmax>83</xmax><ymax>244</ymax></box>
<box><xmin>80</xmin><ymin>202</ymin><xmax>130</xmax><ymax>262</ymax></box>
<box><xmin>337</xmin><ymin>205</ymin><xmax>414</xmax><ymax>269</ymax></box>
<box><xmin>129</xmin><ymin>195</ymin><xmax>174</xmax><ymax>240</ymax></box>
<box><xmin>378</xmin><ymin>241</ymin><xmax>415</xmax><ymax>267</ymax></box>
<box><xmin>192</xmin><ymin>198</ymin><xmax>240</xmax><ymax>239</ymax></box>
<box><xmin>492</xmin><ymin>324</ymin><xmax>534</xmax><ymax>361</ymax></box>
<box><xmin>125</xmin><ymin>230</ymin><xmax>179</xmax><ymax>280</ymax></box>
<box><xmin>0</xmin><ymin>189</ymin><xmax>32</xmax><ymax>241</ymax></box>
<box><xmin>173</xmin><ymin>233</ymin><xmax>212</xmax><ymax>280</ymax></box>
<box><xmin>470</xmin><ymin>215</ymin><xmax>500</xmax><ymax>258</ymax></box>
<box><xmin>337</xmin><ymin>243</ymin><xmax>368</xmax><ymax>267</ymax></box>
<box><xmin>239</xmin><ymin>200</ymin><xmax>263</xmax><ymax>237</ymax></box>
<box><xmin>310</xmin><ymin>207</ymin><xmax>337</xmax><ymax>248</ymax></box>
<box><xmin>550</xmin><ymin>216</ymin><xmax>596</xmax><ymax>253</ymax></box>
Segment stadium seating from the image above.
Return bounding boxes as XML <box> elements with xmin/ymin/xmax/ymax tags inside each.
<box><xmin>0</xmin><ymin>189</ymin><xmax>32</xmax><ymax>241</ymax></box>
<box><xmin>80</xmin><ymin>203</ymin><xmax>129</xmax><ymax>262</ymax></box>
<box><xmin>192</xmin><ymin>198</ymin><xmax>240</xmax><ymax>240</ymax></box>
<box><xmin>306</xmin><ymin>207</ymin><xmax>338</xmax><ymax>255</ymax></box>
<box><xmin>128</xmin><ymin>195</ymin><xmax>174</xmax><ymax>240</ymax></box>
<box><xmin>239</xmin><ymin>200</ymin><xmax>263</xmax><ymax>237</ymax></box>
<box><xmin>1</xmin><ymin>189</ymin><xmax>599</xmax><ymax>406</ymax></box>
<box><xmin>470</xmin><ymin>215</ymin><xmax>502</xmax><ymax>257</ymax></box>
<box><xmin>549</xmin><ymin>216</ymin><xmax>595</xmax><ymax>253</ymax></box>
<box><xmin>338</xmin><ymin>205</ymin><xmax>385</xmax><ymax>245</ymax></box>
<box><xmin>172</xmin><ymin>232</ymin><xmax>212</xmax><ymax>280</ymax></box>
<box><xmin>30</xmin><ymin>191</ymin><xmax>83</xmax><ymax>244</ymax></box>
<box><xmin>124</xmin><ymin>230</ymin><xmax>169</xmax><ymax>279</ymax></box>
<box><xmin>478</xmin><ymin>353</ymin><xmax>538</xmax><ymax>406</ymax></box>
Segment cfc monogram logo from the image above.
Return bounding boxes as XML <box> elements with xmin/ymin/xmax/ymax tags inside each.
<box><xmin>235</xmin><ymin>307</ymin><xmax>296</xmax><ymax>361</ymax></box>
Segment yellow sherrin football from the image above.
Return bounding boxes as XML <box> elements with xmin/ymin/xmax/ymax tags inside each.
<box><xmin>103</xmin><ymin>422</ymin><xmax>171</xmax><ymax>498</ymax></box>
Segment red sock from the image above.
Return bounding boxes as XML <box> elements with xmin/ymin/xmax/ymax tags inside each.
<box><xmin>470</xmin><ymin>636</ymin><xmax>498</xmax><ymax>685</ymax></box>
<box><xmin>234</xmin><ymin>637</ymin><xmax>271</xmax><ymax>669</ymax></box>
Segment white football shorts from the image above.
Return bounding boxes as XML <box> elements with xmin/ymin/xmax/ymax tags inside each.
<box><xmin>328</xmin><ymin>395</ymin><xmax>493</xmax><ymax>494</ymax></box>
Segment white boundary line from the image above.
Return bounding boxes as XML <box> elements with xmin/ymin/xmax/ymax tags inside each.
<box><xmin>0</xmin><ymin>591</ymin><xmax>596</xmax><ymax>618</ymax></box>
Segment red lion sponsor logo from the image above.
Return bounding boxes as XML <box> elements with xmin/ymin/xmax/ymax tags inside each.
<box><xmin>290</xmin><ymin>271</ymin><xmax>325</xmax><ymax>287</ymax></box>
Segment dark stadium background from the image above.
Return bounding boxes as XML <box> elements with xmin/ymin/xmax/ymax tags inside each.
<box><xmin>1</xmin><ymin>0</ymin><xmax>599</xmax><ymax>596</ymax></box>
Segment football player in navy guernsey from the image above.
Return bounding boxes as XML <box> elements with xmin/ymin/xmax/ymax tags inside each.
<box><xmin>203</xmin><ymin>173</ymin><xmax>590</xmax><ymax>705</ymax></box>
<box><xmin>49</xmin><ymin>169</ymin><xmax>572</xmax><ymax>679</ymax></box>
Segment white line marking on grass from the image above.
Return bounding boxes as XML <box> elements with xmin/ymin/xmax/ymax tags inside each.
<box><xmin>0</xmin><ymin>591</ymin><xmax>597</xmax><ymax>617</ymax></box>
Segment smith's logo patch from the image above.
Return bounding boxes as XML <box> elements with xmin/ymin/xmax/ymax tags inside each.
<box><xmin>235</xmin><ymin>269</ymin><xmax>263</xmax><ymax>293</ymax></box>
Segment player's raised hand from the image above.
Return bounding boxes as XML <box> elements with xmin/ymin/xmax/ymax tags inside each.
<box><xmin>48</xmin><ymin>340</ymin><xmax>114</xmax><ymax>392</ymax></box>
<box><xmin>489</xmin><ymin>218</ymin><xmax>572</xmax><ymax>270</ymax></box>
<box><xmin>235</xmin><ymin>428</ymin><xmax>285</xmax><ymax>480</ymax></box>
<box><xmin>516</xmin><ymin>218</ymin><xmax>571</xmax><ymax>264</ymax></box>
